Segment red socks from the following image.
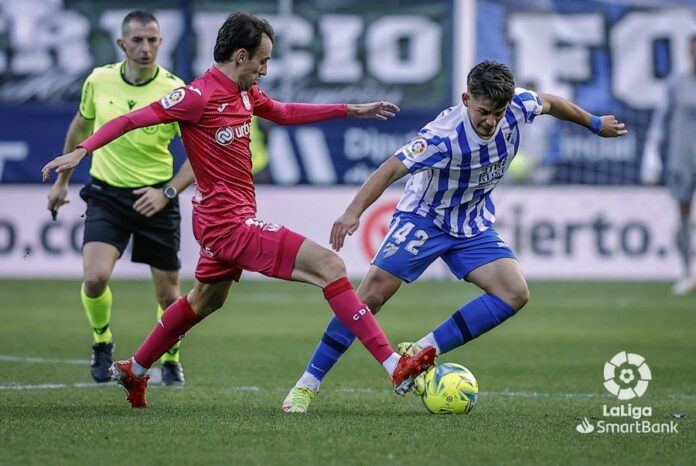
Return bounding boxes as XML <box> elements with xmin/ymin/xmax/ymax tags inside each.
<box><xmin>133</xmin><ymin>296</ymin><xmax>201</xmax><ymax>368</ymax></box>
<box><xmin>323</xmin><ymin>278</ymin><xmax>393</xmax><ymax>363</ymax></box>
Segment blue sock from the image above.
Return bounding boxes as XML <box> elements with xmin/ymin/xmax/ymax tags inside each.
<box><xmin>305</xmin><ymin>316</ymin><xmax>356</xmax><ymax>381</ymax></box>
<box><xmin>432</xmin><ymin>294</ymin><xmax>516</xmax><ymax>354</ymax></box>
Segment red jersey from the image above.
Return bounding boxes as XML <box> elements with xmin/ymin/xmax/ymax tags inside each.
<box><xmin>82</xmin><ymin>66</ymin><xmax>347</xmax><ymax>245</ymax></box>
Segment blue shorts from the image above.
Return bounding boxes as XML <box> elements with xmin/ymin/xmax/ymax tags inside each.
<box><xmin>372</xmin><ymin>211</ymin><xmax>517</xmax><ymax>283</ymax></box>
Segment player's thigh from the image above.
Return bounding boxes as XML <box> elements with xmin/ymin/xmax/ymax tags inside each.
<box><xmin>291</xmin><ymin>238</ymin><xmax>346</xmax><ymax>288</ymax></box>
<box><xmin>356</xmin><ymin>265</ymin><xmax>403</xmax><ymax>313</ymax></box>
<box><xmin>466</xmin><ymin>258</ymin><xmax>528</xmax><ymax>310</ymax></box>
<box><xmin>82</xmin><ymin>241</ymin><xmax>120</xmax><ymax>293</ymax></box>
<box><xmin>187</xmin><ymin>279</ymin><xmax>233</xmax><ymax>318</ymax></box>
<box><xmin>80</xmin><ymin>181</ymin><xmax>133</xmax><ymax>261</ymax></box>
<box><xmin>150</xmin><ymin>267</ymin><xmax>181</xmax><ymax>308</ymax></box>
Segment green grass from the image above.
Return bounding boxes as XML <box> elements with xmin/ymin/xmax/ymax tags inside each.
<box><xmin>0</xmin><ymin>279</ymin><xmax>694</xmax><ymax>465</ymax></box>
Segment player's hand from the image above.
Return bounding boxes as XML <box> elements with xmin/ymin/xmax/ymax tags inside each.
<box><xmin>347</xmin><ymin>101</ymin><xmax>400</xmax><ymax>121</ymax></box>
<box><xmin>330</xmin><ymin>211</ymin><xmax>360</xmax><ymax>252</ymax></box>
<box><xmin>47</xmin><ymin>183</ymin><xmax>69</xmax><ymax>218</ymax></box>
<box><xmin>132</xmin><ymin>187</ymin><xmax>168</xmax><ymax>217</ymax></box>
<box><xmin>598</xmin><ymin>115</ymin><xmax>628</xmax><ymax>138</ymax></box>
<box><xmin>41</xmin><ymin>148</ymin><xmax>88</xmax><ymax>182</ymax></box>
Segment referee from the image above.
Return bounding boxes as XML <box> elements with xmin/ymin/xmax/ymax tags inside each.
<box><xmin>46</xmin><ymin>10</ymin><xmax>194</xmax><ymax>385</ymax></box>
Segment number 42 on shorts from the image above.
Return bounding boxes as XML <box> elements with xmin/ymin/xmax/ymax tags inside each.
<box><xmin>390</xmin><ymin>221</ymin><xmax>429</xmax><ymax>255</ymax></box>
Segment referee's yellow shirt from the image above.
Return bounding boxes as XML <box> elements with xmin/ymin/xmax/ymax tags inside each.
<box><xmin>79</xmin><ymin>62</ymin><xmax>185</xmax><ymax>188</ymax></box>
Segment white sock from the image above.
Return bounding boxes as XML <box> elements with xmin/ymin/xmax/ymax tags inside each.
<box><xmin>416</xmin><ymin>333</ymin><xmax>441</xmax><ymax>355</ymax></box>
<box><xmin>296</xmin><ymin>371</ymin><xmax>321</xmax><ymax>392</ymax></box>
<box><xmin>382</xmin><ymin>352</ymin><xmax>400</xmax><ymax>376</ymax></box>
<box><xmin>131</xmin><ymin>357</ymin><xmax>148</xmax><ymax>377</ymax></box>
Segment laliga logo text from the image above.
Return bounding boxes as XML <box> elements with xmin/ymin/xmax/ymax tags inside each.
<box><xmin>575</xmin><ymin>352</ymin><xmax>679</xmax><ymax>434</ymax></box>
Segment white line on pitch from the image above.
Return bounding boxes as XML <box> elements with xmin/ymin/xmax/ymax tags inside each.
<box><xmin>0</xmin><ymin>355</ymin><xmax>89</xmax><ymax>365</ymax></box>
<box><xmin>0</xmin><ymin>382</ymin><xmax>106</xmax><ymax>390</ymax></box>
<box><xmin>2</xmin><ymin>381</ymin><xmax>695</xmax><ymax>400</ymax></box>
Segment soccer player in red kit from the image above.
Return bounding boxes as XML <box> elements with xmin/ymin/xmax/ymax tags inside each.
<box><xmin>42</xmin><ymin>12</ymin><xmax>435</xmax><ymax>408</ymax></box>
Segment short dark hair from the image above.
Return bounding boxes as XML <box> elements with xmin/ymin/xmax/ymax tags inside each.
<box><xmin>467</xmin><ymin>60</ymin><xmax>515</xmax><ymax>109</ymax></box>
<box><xmin>214</xmin><ymin>12</ymin><xmax>275</xmax><ymax>63</ymax></box>
<box><xmin>121</xmin><ymin>10</ymin><xmax>158</xmax><ymax>32</ymax></box>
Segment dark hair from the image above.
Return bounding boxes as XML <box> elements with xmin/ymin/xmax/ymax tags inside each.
<box><xmin>121</xmin><ymin>10</ymin><xmax>158</xmax><ymax>31</ymax></box>
<box><xmin>467</xmin><ymin>60</ymin><xmax>515</xmax><ymax>109</ymax></box>
<box><xmin>214</xmin><ymin>12</ymin><xmax>275</xmax><ymax>63</ymax></box>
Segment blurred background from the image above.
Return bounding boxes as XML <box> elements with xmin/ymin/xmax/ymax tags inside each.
<box><xmin>0</xmin><ymin>0</ymin><xmax>694</xmax><ymax>281</ymax></box>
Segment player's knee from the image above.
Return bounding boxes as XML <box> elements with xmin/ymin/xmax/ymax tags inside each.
<box><xmin>82</xmin><ymin>275</ymin><xmax>109</xmax><ymax>297</ymax></box>
<box><xmin>318</xmin><ymin>252</ymin><xmax>347</xmax><ymax>285</ymax></box>
<box><xmin>505</xmin><ymin>281</ymin><xmax>529</xmax><ymax>311</ymax></box>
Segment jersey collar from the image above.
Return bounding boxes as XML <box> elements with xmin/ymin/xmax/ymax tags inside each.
<box><xmin>120</xmin><ymin>61</ymin><xmax>160</xmax><ymax>87</ymax></box>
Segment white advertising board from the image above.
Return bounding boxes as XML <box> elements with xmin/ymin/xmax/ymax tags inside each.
<box><xmin>0</xmin><ymin>185</ymin><xmax>684</xmax><ymax>280</ymax></box>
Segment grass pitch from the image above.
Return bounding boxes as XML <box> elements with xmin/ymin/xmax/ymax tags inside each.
<box><xmin>0</xmin><ymin>279</ymin><xmax>694</xmax><ymax>465</ymax></box>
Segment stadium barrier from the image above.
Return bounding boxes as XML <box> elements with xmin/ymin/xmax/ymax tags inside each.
<box><xmin>0</xmin><ymin>185</ymin><xmax>682</xmax><ymax>280</ymax></box>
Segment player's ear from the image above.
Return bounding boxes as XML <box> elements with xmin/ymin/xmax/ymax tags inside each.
<box><xmin>462</xmin><ymin>92</ymin><xmax>470</xmax><ymax>107</ymax></box>
<box><xmin>116</xmin><ymin>38</ymin><xmax>126</xmax><ymax>52</ymax></box>
<box><xmin>234</xmin><ymin>49</ymin><xmax>248</xmax><ymax>64</ymax></box>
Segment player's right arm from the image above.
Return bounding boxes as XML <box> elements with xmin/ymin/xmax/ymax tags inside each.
<box><xmin>46</xmin><ymin>112</ymin><xmax>94</xmax><ymax>213</ymax></box>
<box><xmin>42</xmin><ymin>86</ymin><xmax>206</xmax><ymax>182</ymax></box>
<box><xmin>330</xmin><ymin>156</ymin><xmax>408</xmax><ymax>251</ymax></box>
<box><xmin>331</xmin><ymin>130</ymin><xmax>450</xmax><ymax>251</ymax></box>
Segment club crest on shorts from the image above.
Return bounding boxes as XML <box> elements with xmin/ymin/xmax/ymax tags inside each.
<box><xmin>161</xmin><ymin>88</ymin><xmax>186</xmax><ymax>109</ymax></box>
<box><xmin>241</xmin><ymin>91</ymin><xmax>251</xmax><ymax>110</ymax></box>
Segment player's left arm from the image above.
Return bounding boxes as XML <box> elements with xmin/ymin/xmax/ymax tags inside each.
<box><xmin>538</xmin><ymin>92</ymin><xmax>628</xmax><ymax>138</ymax></box>
<box><xmin>252</xmin><ymin>88</ymin><xmax>399</xmax><ymax>125</ymax></box>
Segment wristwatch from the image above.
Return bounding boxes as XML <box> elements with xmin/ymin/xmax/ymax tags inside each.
<box><xmin>162</xmin><ymin>185</ymin><xmax>178</xmax><ymax>200</ymax></box>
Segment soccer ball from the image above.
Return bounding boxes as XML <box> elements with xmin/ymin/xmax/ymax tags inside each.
<box><xmin>421</xmin><ymin>363</ymin><xmax>478</xmax><ymax>414</ymax></box>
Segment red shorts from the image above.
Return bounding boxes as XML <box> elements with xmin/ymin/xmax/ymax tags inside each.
<box><xmin>194</xmin><ymin>218</ymin><xmax>306</xmax><ymax>283</ymax></box>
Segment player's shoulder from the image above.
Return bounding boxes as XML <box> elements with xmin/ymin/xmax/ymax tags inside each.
<box><xmin>85</xmin><ymin>61</ymin><xmax>121</xmax><ymax>82</ymax></box>
<box><xmin>512</xmin><ymin>87</ymin><xmax>540</xmax><ymax>105</ymax></box>
<box><xmin>510</xmin><ymin>87</ymin><xmax>543</xmax><ymax>120</ymax></box>
<box><xmin>421</xmin><ymin>105</ymin><xmax>463</xmax><ymax>140</ymax></box>
<box><xmin>159</xmin><ymin>77</ymin><xmax>210</xmax><ymax>111</ymax></box>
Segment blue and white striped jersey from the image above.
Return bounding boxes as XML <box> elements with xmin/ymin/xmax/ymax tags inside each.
<box><xmin>394</xmin><ymin>88</ymin><xmax>543</xmax><ymax>238</ymax></box>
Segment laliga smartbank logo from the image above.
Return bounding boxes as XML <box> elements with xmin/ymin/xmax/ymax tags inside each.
<box><xmin>575</xmin><ymin>352</ymin><xmax>680</xmax><ymax>435</ymax></box>
<box><xmin>603</xmin><ymin>351</ymin><xmax>651</xmax><ymax>400</ymax></box>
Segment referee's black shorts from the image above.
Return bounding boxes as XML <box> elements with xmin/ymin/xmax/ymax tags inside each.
<box><xmin>80</xmin><ymin>177</ymin><xmax>181</xmax><ymax>271</ymax></box>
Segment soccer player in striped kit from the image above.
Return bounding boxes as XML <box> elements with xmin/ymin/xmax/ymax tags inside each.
<box><xmin>42</xmin><ymin>12</ymin><xmax>436</xmax><ymax>408</ymax></box>
<box><xmin>282</xmin><ymin>60</ymin><xmax>628</xmax><ymax>413</ymax></box>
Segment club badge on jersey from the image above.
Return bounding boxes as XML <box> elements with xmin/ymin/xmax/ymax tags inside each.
<box><xmin>241</xmin><ymin>91</ymin><xmax>251</xmax><ymax>110</ymax></box>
